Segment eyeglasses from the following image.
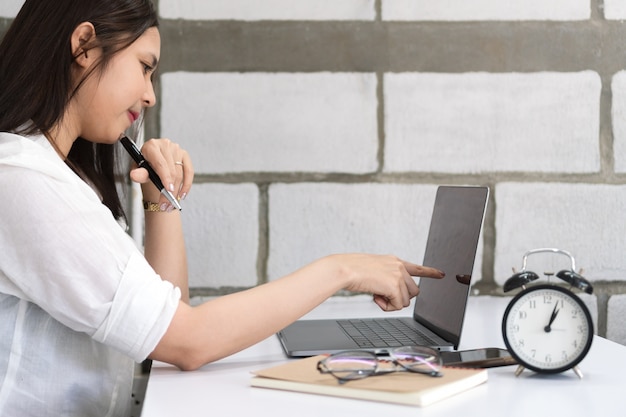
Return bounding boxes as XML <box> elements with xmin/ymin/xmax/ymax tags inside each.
<box><xmin>317</xmin><ymin>346</ymin><xmax>443</xmax><ymax>384</ymax></box>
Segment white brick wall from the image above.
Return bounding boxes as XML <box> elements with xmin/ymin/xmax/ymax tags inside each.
<box><xmin>182</xmin><ymin>183</ymin><xmax>259</xmax><ymax>288</ymax></box>
<box><xmin>607</xmin><ymin>294</ymin><xmax>626</xmax><ymax>345</ymax></box>
<box><xmin>267</xmin><ymin>183</ymin><xmax>484</xmax><ymax>283</ymax></box>
<box><xmin>604</xmin><ymin>0</ymin><xmax>626</xmax><ymax>19</ymax></box>
<box><xmin>612</xmin><ymin>71</ymin><xmax>626</xmax><ymax>173</ymax></box>
<box><xmin>159</xmin><ymin>0</ymin><xmax>376</xmax><ymax>21</ymax></box>
<box><xmin>161</xmin><ymin>72</ymin><xmax>379</xmax><ymax>174</ymax></box>
<box><xmin>494</xmin><ymin>183</ymin><xmax>626</xmax><ymax>284</ymax></box>
<box><xmin>382</xmin><ymin>0</ymin><xmax>590</xmax><ymax>21</ymax></box>
<box><xmin>384</xmin><ymin>72</ymin><xmax>601</xmax><ymax>174</ymax></box>
<box><xmin>0</xmin><ymin>0</ymin><xmax>23</xmax><ymax>17</ymax></box>
<box><xmin>158</xmin><ymin>0</ymin><xmax>590</xmax><ymax>21</ymax></box>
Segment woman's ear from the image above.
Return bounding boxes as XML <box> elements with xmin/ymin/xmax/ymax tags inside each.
<box><xmin>71</xmin><ymin>22</ymin><xmax>97</xmax><ymax>68</ymax></box>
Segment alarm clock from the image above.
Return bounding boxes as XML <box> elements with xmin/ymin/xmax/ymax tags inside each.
<box><xmin>501</xmin><ymin>248</ymin><xmax>594</xmax><ymax>379</ymax></box>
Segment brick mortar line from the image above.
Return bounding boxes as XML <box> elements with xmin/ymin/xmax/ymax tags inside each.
<box><xmin>188</xmin><ymin>173</ymin><xmax>626</xmax><ymax>185</ymax></box>
<box><xmin>157</xmin><ymin>20</ymin><xmax>626</xmax><ymax>74</ymax></box>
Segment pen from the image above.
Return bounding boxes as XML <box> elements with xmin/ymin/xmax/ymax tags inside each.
<box><xmin>119</xmin><ymin>135</ymin><xmax>182</xmax><ymax>211</ymax></box>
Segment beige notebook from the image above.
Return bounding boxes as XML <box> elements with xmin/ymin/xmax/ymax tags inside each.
<box><xmin>251</xmin><ymin>355</ymin><xmax>487</xmax><ymax>407</ymax></box>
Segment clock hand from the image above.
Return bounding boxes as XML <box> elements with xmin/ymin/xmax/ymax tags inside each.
<box><xmin>544</xmin><ymin>304</ymin><xmax>560</xmax><ymax>332</ymax></box>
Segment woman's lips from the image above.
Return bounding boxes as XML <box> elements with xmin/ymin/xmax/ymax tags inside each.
<box><xmin>128</xmin><ymin>111</ymin><xmax>140</xmax><ymax>123</ymax></box>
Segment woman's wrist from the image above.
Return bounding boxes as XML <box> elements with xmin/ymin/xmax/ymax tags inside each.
<box><xmin>314</xmin><ymin>255</ymin><xmax>353</xmax><ymax>291</ymax></box>
<box><xmin>143</xmin><ymin>200</ymin><xmax>174</xmax><ymax>212</ymax></box>
<box><xmin>141</xmin><ymin>183</ymin><xmax>162</xmax><ymax>202</ymax></box>
<box><xmin>142</xmin><ymin>189</ymin><xmax>177</xmax><ymax>212</ymax></box>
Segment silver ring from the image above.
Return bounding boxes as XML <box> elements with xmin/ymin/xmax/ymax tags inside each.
<box><xmin>175</xmin><ymin>161</ymin><xmax>184</xmax><ymax>166</ymax></box>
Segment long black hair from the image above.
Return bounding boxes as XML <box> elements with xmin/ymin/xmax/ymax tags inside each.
<box><xmin>0</xmin><ymin>0</ymin><xmax>159</xmax><ymax>219</ymax></box>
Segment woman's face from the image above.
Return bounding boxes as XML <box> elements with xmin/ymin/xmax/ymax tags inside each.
<box><xmin>71</xmin><ymin>27</ymin><xmax>160</xmax><ymax>146</ymax></box>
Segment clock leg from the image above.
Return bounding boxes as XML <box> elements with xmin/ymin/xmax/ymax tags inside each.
<box><xmin>572</xmin><ymin>366</ymin><xmax>584</xmax><ymax>379</ymax></box>
<box><xmin>514</xmin><ymin>365</ymin><xmax>525</xmax><ymax>377</ymax></box>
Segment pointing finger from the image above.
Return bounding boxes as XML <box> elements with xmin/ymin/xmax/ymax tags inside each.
<box><xmin>404</xmin><ymin>263</ymin><xmax>445</xmax><ymax>279</ymax></box>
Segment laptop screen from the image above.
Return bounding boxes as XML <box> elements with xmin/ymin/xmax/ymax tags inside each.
<box><xmin>412</xmin><ymin>186</ymin><xmax>488</xmax><ymax>348</ymax></box>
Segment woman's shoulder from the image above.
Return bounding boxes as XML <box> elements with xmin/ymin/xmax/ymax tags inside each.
<box><xmin>0</xmin><ymin>131</ymin><xmax>52</xmax><ymax>159</ymax></box>
<box><xmin>0</xmin><ymin>131</ymin><xmax>71</xmax><ymax>178</ymax></box>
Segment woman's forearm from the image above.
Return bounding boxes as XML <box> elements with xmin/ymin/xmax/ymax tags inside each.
<box><xmin>143</xmin><ymin>209</ymin><xmax>190</xmax><ymax>303</ymax></box>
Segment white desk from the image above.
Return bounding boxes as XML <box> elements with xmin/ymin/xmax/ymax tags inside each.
<box><xmin>142</xmin><ymin>296</ymin><xmax>625</xmax><ymax>416</ymax></box>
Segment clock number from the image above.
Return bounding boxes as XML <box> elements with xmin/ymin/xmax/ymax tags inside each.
<box><xmin>545</xmin><ymin>354</ymin><xmax>552</xmax><ymax>363</ymax></box>
<box><xmin>518</xmin><ymin>311</ymin><xmax>527</xmax><ymax>320</ymax></box>
<box><xmin>543</xmin><ymin>294</ymin><xmax>552</xmax><ymax>304</ymax></box>
<box><xmin>528</xmin><ymin>300</ymin><xmax>536</xmax><ymax>309</ymax></box>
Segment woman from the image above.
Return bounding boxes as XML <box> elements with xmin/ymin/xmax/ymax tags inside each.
<box><xmin>0</xmin><ymin>1</ymin><xmax>444</xmax><ymax>415</ymax></box>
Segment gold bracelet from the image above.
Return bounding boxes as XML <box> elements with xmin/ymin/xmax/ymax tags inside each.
<box><xmin>143</xmin><ymin>201</ymin><xmax>165</xmax><ymax>212</ymax></box>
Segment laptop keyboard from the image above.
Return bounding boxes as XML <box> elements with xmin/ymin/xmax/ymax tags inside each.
<box><xmin>337</xmin><ymin>318</ymin><xmax>437</xmax><ymax>348</ymax></box>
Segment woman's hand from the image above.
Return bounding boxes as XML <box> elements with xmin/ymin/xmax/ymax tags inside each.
<box><xmin>128</xmin><ymin>138</ymin><xmax>194</xmax><ymax>209</ymax></box>
<box><xmin>323</xmin><ymin>254</ymin><xmax>445</xmax><ymax>311</ymax></box>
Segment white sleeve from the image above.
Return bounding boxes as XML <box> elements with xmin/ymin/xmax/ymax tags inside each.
<box><xmin>0</xmin><ymin>165</ymin><xmax>180</xmax><ymax>361</ymax></box>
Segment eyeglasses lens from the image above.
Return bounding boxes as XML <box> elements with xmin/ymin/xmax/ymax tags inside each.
<box><xmin>391</xmin><ymin>346</ymin><xmax>442</xmax><ymax>375</ymax></box>
<box><xmin>322</xmin><ymin>351</ymin><xmax>377</xmax><ymax>381</ymax></box>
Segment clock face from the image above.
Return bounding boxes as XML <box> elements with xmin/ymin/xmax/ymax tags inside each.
<box><xmin>502</xmin><ymin>285</ymin><xmax>593</xmax><ymax>374</ymax></box>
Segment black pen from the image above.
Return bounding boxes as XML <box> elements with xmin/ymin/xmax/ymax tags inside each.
<box><xmin>119</xmin><ymin>136</ymin><xmax>182</xmax><ymax>211</ymax></box>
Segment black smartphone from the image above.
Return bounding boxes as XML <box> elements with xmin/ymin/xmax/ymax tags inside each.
<box><xmin>440</xmin><ymin>348</ymin><xmax>517</xmax><ymax>368</ymax></box>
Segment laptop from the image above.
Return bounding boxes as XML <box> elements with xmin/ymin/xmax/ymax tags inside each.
<box><xmin>277</xmin><ymin>185</ymin><xmax>489</xmax><ymax>357</ymax></box>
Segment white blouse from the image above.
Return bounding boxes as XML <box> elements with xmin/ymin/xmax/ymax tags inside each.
<box><xmin>0</xmin><ymin>132</ymin><xmax>181</xmax><ymax>416</ymax></box>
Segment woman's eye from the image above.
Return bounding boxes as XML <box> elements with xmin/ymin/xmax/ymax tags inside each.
<box><xmin>141</xmin><ymin>60</ymin><xmax>156</xmax><ymax>75</ymax></box>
